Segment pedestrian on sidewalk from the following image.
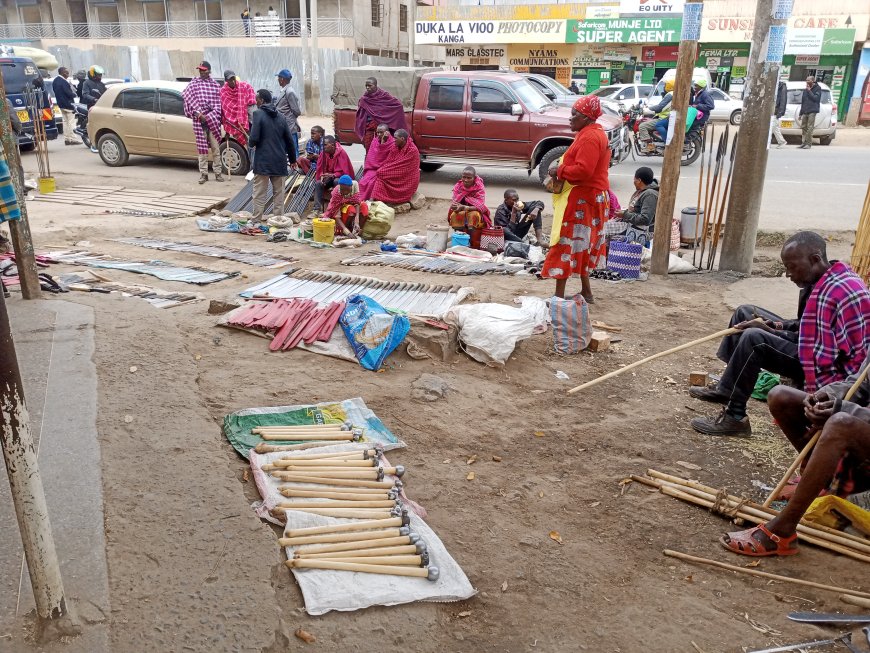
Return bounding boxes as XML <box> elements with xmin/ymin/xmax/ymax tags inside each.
<box><xmin>182</xmin><ymin>61</ymin><xmax>225</xmax><ymax>184</ymax></box>
<box><xmin>241</xmin><ymin>8</ymin><xmax>251</xmax><ymax>36</ymax></box>
<box><xmin>275</xmin><ymin>69</ymin><xmax>301</xmax><ymax>157</ymax></box>
<box><xmin>771</xmin><ymin>79</ymin><xmax>787</xmax><ymax>149</ymax></box>
<box><xmin>52</xmin><ymin>67</ymin><xmax>78</xmax><ymax>146</ymax></box>
<box><xmin>248</xmin><ymin>89</ymin><xmax>295</xmax><ymax>221</ymax></box>
<box><xmin>798</xmin><ymin>76</ymin><xmax>821</xmax><ymax>150</ymax></box>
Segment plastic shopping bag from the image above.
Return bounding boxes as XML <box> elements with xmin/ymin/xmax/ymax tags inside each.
<box><xmin>339</xmin><ymin>294</ymin><xmax>410</xmax><ymax>371</ymax></box>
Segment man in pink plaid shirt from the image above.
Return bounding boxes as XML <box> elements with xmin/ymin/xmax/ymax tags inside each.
<box><xmin>183</xmin><ymin>61</ymin><xmax>224</xmax><ymax>184</ymax></box>
<box><xmin>690</xmin><ymin>231</ymin><xmax>870</xmax><ymax>437</ymax></box>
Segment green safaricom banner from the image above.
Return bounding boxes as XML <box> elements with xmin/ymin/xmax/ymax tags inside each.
<box><xmin>566</xmin><ymin>17</ymin><xmax>683</xmax><ymax>44</ymax></box>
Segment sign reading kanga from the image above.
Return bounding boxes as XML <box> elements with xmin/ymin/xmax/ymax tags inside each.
<box><xmin>415</xmin><ymin>20</ymin><xmax>567</xmax><ymax>44</ymax></box>
<box><xmin>566</xmin><ymin>17</ymin><xmax>682</xmax><ymax>44</ymax></box>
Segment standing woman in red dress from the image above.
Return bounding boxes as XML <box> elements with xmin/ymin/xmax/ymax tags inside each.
<box><xmin>542</xmin><ymin>95</ymin><xmax>611</xmax><ymax>302</ymax></box>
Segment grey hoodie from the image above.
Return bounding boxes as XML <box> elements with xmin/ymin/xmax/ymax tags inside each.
<box><xmin>622</xmin><ymin>180</ymin><xmax>659</xmax><ymax>228</ymax></box>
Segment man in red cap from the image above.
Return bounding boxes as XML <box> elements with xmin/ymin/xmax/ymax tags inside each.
<box><xmin>182</xmin><ymin>61</ymin><xmax>224</xmax><ymax>184</ymax></box>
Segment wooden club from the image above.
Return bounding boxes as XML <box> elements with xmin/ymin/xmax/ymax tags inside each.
<box><xmin>285</xmin><ymin>516</ymin><xmax>408</xmax><ymax>538</ymax></box>
<box><xmin>304</xmin><ymin>555</ymin><xmax>424</xmax><ymax>566</ymax></box>
<box><xmin>279</xmin><ymin>484</ymin><xmax>394</xmax><ymax>496</ymax></box>
<box><xmin>279</xmin><ymin>507</ymin><xmax>394</xmax><ymax>519</ymax></box>
<box><xmin>254</xmin><ymin>424</ymin><xmax>345</xmax><ymax>433</ymax></box>
<box><xmin>276</xmin><ymin>449</ymin><xmax>379</xmax><ymax>461</ymax></box>
<box><xmin>255</xmin><ymin>441</ymin><xmax>354</xmax><ymax>453</ymax></box>
<box><xmin>279</xmin><ymin>489</ymin><xmax>395</xmax><ymax>501</ymax></box>
<box><xmin>278</xmin><ymin>528</ymin><xmax>408</xmax><ymax>547</ymax></box>
<box><xmin>297</xmin><ymin>544</ymin><xmax>422</xmax><ymax>559</ymax></box>
<box><xmin>285</xmin><ymin>558</ymin><xmax>439</xmax><ymax>581</ymax></box>
<box><xmin>259</xmin><ymin>432</ymin><xmax>359</xmax><ymax>442</ymax></box>
<box><xmin>277</xmin><ymin>500</ymin><xmax>396</xmax><ymax>509</ymax></box>
<box><xmin>294</xmin><ymin>535</ymin><xmax>419</xmax><ymax>556</ymax></box>
<box><xmin>272</xmin><ymin>473</ymin><xmax>396</xmax><ymax>489</ymax></box>
<box><xmin>273</xmin><ymin>459</ymin><xmax>377</xmax><ymax>468</ymax></box>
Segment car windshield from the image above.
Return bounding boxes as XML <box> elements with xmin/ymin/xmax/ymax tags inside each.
<box><xmin>1</xmin><ymin>60</ymin><xmax>41</xmax><ymax>94</ymax></box>
<box><xmin>590</xmin><ymin>86</ymin><xmax>619</xmax><ymax>98</ymax></box>
<box><xmin>510</xmin><ymin>79</ymin><xmax>553</xmax><ymax>112</ymax></box>
<box><xmin>787</xmin><ymin>88</ymin><xmax>832</xmax><ymax>104</ymax></box>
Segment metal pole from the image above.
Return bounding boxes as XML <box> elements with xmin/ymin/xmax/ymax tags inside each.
<box><xmin>0</xmin><ymin>71</ymin><xmax>42</xmax><ymax>299</ymax></box>
<box><xmin>718</xmin><ymin>0</ymin><xmax>790</xmax><ymax>273</ymax></box>
<box><xmin>0</xmin><ymin>291</ymin><xmax>79</xmax><ymax>641</ymax></box>
<box><xmin>310</xmin><ymin>0</ymin><xmax>319</xmax><ymax>111</ymax></box>
<box><xmin>408</xmin><ymin>0</ymin><xmax>416</xmax><ymax>65</ymax></box>
<box><xmin>650</xmin><ymin>0</ymin><xmax>704</xmax><ymax>276</ymax></box>
<box><xmin>299</xmin><ymin>0</ymin><xmax>312</xmax><ymax>107</ymax></box>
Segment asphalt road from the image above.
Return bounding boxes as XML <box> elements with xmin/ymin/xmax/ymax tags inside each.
<box><xmin>23</xmin><ymin>124</ymin><xmax>870</xmax><ymax>233</ymax></box>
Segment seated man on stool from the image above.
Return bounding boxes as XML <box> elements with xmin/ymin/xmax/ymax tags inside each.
<box><xmin>691</xmin><ymin>231</ymin><xmax>870</xmax><ymax>437</ymax></box>
<box><xmin>720</xmin><ymin>359</ymin><xmax>870</xmax><ymax>557</ymax></box>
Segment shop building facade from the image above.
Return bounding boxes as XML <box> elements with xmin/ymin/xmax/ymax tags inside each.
<box><xmin>416</xmin><ymin>1</ymin><xmax>870</xmax><ymax>119</ymax></box>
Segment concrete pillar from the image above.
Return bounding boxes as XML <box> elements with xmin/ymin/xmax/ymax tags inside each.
<box><xmin>50</xmin><ymin>1</ymin><xmax>73</xmax><ymax>23</ymax></box>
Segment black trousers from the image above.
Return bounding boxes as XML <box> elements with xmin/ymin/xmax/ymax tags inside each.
<box><xmin>502</xmin><ymin>205</ymin><xmax>544</xmax><ymax>242</ymax></box>
<box><xmin>717</xmin><ymin>304</ymin><xmax>803</xmax><ymax>418</ymax></box>
<box><xmin>314</xmin><ymin>178</ymin><xmax>337</xmax><ymax>211</ymax></box>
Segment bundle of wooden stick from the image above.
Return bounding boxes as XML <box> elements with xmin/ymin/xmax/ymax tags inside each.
<box><xmin>634</xmin><ymin>470</ymin><xmax>870</xmax><ymax>563</ymax></box>
<box><xmin>268</xmin><ymin>448</ymin><xmax>437</xmax><ymax>580</ymax></box>
<box><xmin>252</xmin><ymin>422</ymin><xmax>364</xmax><ymax>444</ymax></box>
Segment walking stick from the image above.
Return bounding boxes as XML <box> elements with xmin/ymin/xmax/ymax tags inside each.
<box><xmin>762</xmin><ymin>361</ymin><xmax>870</xmax><ymax>508</ymax></box>
<box><xmin>566</xmin><ymin>319</ymin><xmax>763</xmax><ymax>395</ymax></box>
<box><xmin>707</xmin><ymin>131</ymin><xmax>738</xmax><ymax>270</ymax></box>
<box><xmin>692</xmin><ymin>124</ymin><xmax>707</xmax><ymax>267</ymax></box>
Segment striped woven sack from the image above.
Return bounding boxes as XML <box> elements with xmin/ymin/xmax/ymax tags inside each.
<box><xmin>550</xmin><ymin>295</ymin><xmax>591</xmax><ymax>355</ymax></box>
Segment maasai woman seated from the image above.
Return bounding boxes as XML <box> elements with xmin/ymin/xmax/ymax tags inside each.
<box><xmin>358</xmin><ymin>124</ymin><xmax>393</xmax><ymax>199</ymax></box>
<box><xmin>324</xmin><ymin>174</ymin><xmax>369</xmax><ymax>237</ymax></box>
<box><xmin>366</xmin><ymin>129</ymin><xmax>421</xmax><ymax>205</ymax></box>
<box><xmin>448</xmin><ymin>166</ymin><xmax>490</xmax><ymax>249</ymax></box>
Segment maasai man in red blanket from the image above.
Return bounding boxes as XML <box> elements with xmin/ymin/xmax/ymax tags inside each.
<box><xmin>355</xmin><ymin>77</ymin><xmax>408</xmax><ymax>151</ymax></box>
<box><xmin>313</xmin><ymin>135</ymin><xmax>355</xmax><ymax>214</ymax></box>
<box><xmin>448</xmin><ymin>166</ymin><xmax>490</xmax><ymax>250</ymax></box>
<box><xmin>183</xmin><ymin>61</ymin><xmax>224</xmax><ymax>184</ymax></box>
<box><xmin>368</xmin><ymin>129</ymin><xmax>420</xmax><ymax>205</ymax></box>
<box><xmin>358</xmin><ymin>124</ymin><xmax>393</xmax><ymax>199</ymax></box>
<box><xmin>323</xmin><ymin>175</ymin><xmax>369</xmax><ymax>237</ymax></box>
<box><xmin>219</xmin><ymin>70</ymin><xmax>256</xmax><ymax>146</ymax></box>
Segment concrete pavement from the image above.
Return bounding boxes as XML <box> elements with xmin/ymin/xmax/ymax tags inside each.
<box><xmin>0</xmin><ymin>298</ymin><xmax>108</xmax><ymax>652</ymax></box>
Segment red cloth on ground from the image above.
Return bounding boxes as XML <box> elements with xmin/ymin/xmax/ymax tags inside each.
<box><xmin>359</xmin><ymin>132</ymin><xmax>394</xmax><ymax>199</ymax></box>
<box><xmin>369</xmin><ymin>138</ymin><xmax>420</xmax><ymax>204</ymax></box>
<box><xmin>541</xmin><ymin>123</ymin><xmax>611</xmax><ymax>279</ymax></box>
<box><xmin>220</xmin><ymin>80</ymin><xmax>255</xmax><ymax>145</ymax></box>
<box><xmin>450</xmin><ymin>176</ymin><xmax>490</xmax><ymax>226</ymax></box>
<box><xmin>315</xmin><ymin>143</ymin><xmax>355</xmax><ymax>182</ymax></box>
<box><xmin>355</xmin><ymin>88</ymin><xmax>408</xmax><ymax>141</ymax></box>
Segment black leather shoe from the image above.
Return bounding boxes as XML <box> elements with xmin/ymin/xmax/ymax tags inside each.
<box><xmin>691</xmin><ymin>409</ymin><xmax>752</xmax><ymax>437</ymax></box>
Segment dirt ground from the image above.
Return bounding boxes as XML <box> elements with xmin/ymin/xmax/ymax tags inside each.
<box><xmin>7</xmin><ymin>160</ymin><xmax>869</xmax><ymax>653</ymax></box>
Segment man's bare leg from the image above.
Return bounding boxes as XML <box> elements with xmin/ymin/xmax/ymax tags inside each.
<box><xmin>768</xmin><ymin>385</ymin><xmax>816</xmax><ymax>452</ymax></box>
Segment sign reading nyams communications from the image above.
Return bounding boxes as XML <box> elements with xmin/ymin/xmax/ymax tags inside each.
<box><xmin>415</xmin><ymin>20</ymin><xmax>567</xmax><ymax>44</ymax></box>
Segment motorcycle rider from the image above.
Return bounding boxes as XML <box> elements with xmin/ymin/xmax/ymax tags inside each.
<box><xmin>690</xmin><ymin>79</ymin><xmax>715</xmax><ymax>129</ymax></box>
<box><xmin>80</xmin><ymin>66</ymin><xmax>107</xmax><ymax>152</ymax></box>
<box><xmin>639</xmin><ymin>79</ymin><xmax>674</xmax><ymax>153</ymax></box>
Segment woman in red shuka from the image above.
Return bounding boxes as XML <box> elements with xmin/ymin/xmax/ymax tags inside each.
<box><xmin>541</xmin><ymin>95</ymin><xmax>611</xmax><ymax>303</ymax></box>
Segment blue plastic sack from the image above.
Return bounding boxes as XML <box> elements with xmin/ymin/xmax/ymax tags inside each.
<box><xmin>339</xmin><ymin>295</ymin><xmax>410</xmax><ymax>371</ymax></box>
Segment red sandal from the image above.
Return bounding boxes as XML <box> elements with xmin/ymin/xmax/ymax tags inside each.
<box><xmin>720</xmin><ymin>523</ymin><xmax>799</xmax><ymax>557</ymax></box>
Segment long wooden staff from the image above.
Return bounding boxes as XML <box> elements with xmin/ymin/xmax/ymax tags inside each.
<box><xmin>762</xmin><ymin>360</ymin><xmax>870</xmax><ymax>507</ymax></box>
<box><xmin>567</xmin><ymin>319</ymin><xmax>763</xmax><ymax>395</ymax></box>
<box><xmin>707</xmin><ymin>131</ymin><xmax>738</xmax><ymax>270</ymax></box>
<box><xmin>691</xmin><ymin>123</ymin><xmax>707</xmax><ymax>267</ymax></box>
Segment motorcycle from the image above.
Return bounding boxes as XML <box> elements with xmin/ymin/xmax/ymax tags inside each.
<box><xmin>72</xmin><ymin>102</ymin><xmax>91</xmax><ymax>149</ymax></box>
<box><xmin>624</xmin><ymin>103</ymin><xmax>703</xmax><ymax>166</ymax></box>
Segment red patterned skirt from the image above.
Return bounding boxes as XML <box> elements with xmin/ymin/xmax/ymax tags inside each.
<box><xmin>541</xmin><ymin>187</ymin><xmax>609</xmax><ymax>280</ymax></box>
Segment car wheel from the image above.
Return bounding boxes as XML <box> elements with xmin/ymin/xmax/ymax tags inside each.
<box><xmin>219</xmin><ymin>139</ymin><xmax>249</xmax><ymax>176</ymax></box>
<box><xmin>819</xmin><ymin>135</ymin><xmax>833</xmax><ymax>146</ymax></box>
<box><xmin>98</xmin><ymin>133</ymin><xmax>128</xmax><ymax>167</ymax></box>
<box><xmin>420</xmin><ymin>162</ymin><xmax>443</xmax><ymax>173</ymax></box>
<box><xmin>730</xmin><ymin>110</ymin><xmax>742</xmax><ymax>126</ymax></box>
<box><xmin>538</xmin><ymin>145</ymin><xmax>569</xmax><ymax>183</ymax></box>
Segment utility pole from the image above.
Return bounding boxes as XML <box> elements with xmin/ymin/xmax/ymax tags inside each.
<box><xmin>299</xmin><ymin>0</ymin><xmax>312</xmax><ymax>108</ymax></box>
<box><xmin>650</xmin><ymin>0</ymin><xmax>704</xmax><ymax>276</ymax></box>
<box><xmin>0</xmin><ymin>291</ymin><xmax>79</xmax><ymax>641</ymax></box>
<box><xmin>310</xmin><ymin>0</ymin><xmax>319</xmax><ymax>113</ymax></box>
<box><xmin>718</xmin><ymin>0</ymin><xmax>791</xmax><ymax>273</ymax></box>
<box><xmin>0</xmin><ymin>73</ymin><xmax>41</xmax><ymax>299</ymax></box>
<box><xmin>408</xmin><ymin>0</ymin><xmax>416</xmax><ymax>65</ymax></box>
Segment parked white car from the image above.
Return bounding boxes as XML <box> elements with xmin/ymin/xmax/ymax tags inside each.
<box><xmin>590</xmin><ymin>83</ymin><xmax>655</xmax><ymax>110</ymax></box>
<box><xmin>706</xmin><ymin>87</ymin><xmax>743</xmax><ymax>125</ymax></box>
<box><xmin>776</xmin><ymin>81</ymin><xmax>837</xmax><ymax>145</ymax></box>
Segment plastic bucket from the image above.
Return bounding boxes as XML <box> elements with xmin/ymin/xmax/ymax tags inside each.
<box><xmin>38</xmin><ymin>176</ymin><xmax>56</xmax><ymax>194</ymax></box>
<box><xmin>427</xmin><ymin>224</ymin><xmax>449</xmax><ymax>252</ymax></box>
<box><xmin>313</xmin><ymin>218</ymin><xmax>335</xmax><ymax>244</ymax></box>
<box><xmin>451</xmin><ymin>231</ymin><xmax>470</xmax><ymax>248</ymax></box>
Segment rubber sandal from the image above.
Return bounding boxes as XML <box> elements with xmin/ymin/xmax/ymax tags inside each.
<box><xmin>720</xmin><ymin>523</ymin><xmax>798</xmax><ymax>557</ymax></box>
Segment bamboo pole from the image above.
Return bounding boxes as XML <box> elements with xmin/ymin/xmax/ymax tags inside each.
<box><xmin>567</xmin><ymin>319</ymin><xmax>762</xmax><ymax>394</ymax></box>
<box><xmin>645</xmin><ymin>470</ymin><xmax>870</xmax><ymax>548</ymax></box>
<box><xmin>664</xmin><ymin>549</ymin><xmax>870</xmax><ymax>599</ymax></box>
<box><xmin>763</xmin><ymin>361</ymin><xmax>870</xmax><ymax>507</ymax></box>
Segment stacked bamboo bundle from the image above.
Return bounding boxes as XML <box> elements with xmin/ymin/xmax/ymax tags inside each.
<box><xmin>850</xmin><ymin>181</ymin><xmax>870</xmax><ymax>283</ymax></box>
<box><xmin>633</xmin><ymin>470</ymin><xmax>870</xmax><ymax>563</ymax></box>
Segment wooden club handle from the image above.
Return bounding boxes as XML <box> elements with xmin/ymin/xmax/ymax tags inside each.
<box><xmin>279</xmin><ymin>528</ymin><xmax>401</xmax><ymax>547</ymax></box>
<box><xmin>285</xmin><ymin>558</ymin><xmax>433</xmax><ymax>579</ymax></box>
<box><xmin>307</xmin><ymin>555</ymin><xmax>422</xmax><ymax>566</ymax></box>
<box><xmin>295</xmin><ymin>535</ymin><xmax>414</xmax><ymax>555</ymax></box>
<box><xmin>298</xmin><ymin>544</ymin><xmax>418</xmax><ymax>559</ymax></box>
<box><xmin>274</xmin><ymin>474</ymin><xmax>395</xmax><ymax>489</ymax></box>
<box><xmin>286</xmin><ymin>516</ymin><xmax>403</xmax><ymax>537</ymax></box>
<box><xmin>277</xmin><ymin>500</ymin><xmax>395</xmax><ymax>509</ymax></box>
<box><xmin>280</xmin><ymin>507</ymin><xmax>393</xmax><ymax>519</ymax></box>
<box><xmin>280</xmin><ymin>489</ymin><xmax>393</xmax><ymax>501</ymax></box>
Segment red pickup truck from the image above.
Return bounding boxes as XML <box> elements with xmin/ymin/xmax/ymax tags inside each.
<box><xmin>333</xmin><ymin>67</ymin><xmax>623</xmax><ymax>182</ymax></box>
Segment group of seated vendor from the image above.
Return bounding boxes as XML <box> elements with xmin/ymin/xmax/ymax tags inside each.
<box><xmin>689</xmin><ymin>231</ymin><xmax>870</xmax><ymax>558</ymax></box>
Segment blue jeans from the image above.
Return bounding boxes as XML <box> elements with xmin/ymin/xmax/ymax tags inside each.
<box><xmin>290</xmin><ymin>132</ymin><xmax>299</xmax><ymax>158</ymax></box>
<box><xmin>654</xmin><ymin>117</ymin><xmax>669</xmax><ymax>142</ymax></box>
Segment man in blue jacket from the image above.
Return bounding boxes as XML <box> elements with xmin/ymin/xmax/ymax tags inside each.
<box><xmin>248</xmin><ymin>89</ymin><xmax>296</xmax><ymax>221</ymax></box>
<box><xmin>51</xmin><ymin>67</ymin><xmax>79</xmax><ymax>146</ymax></box>
<box><xmin>799</xmin><ymin>76</ymin><xmax>822</xmax><ymax>149</ymax></box>
<box><xmin>690</xmin><ymin>79</ymin><xmax>715</xmax><ymax>129</ymax></box>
